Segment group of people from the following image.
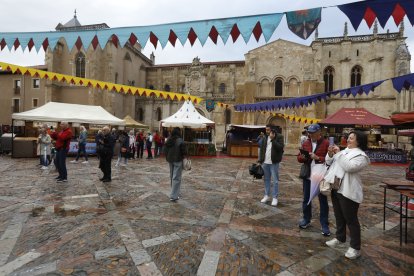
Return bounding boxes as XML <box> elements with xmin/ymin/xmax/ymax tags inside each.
<box><xmin>297</xmin><ymin>124</ymin><xmax>370</xmax><ymax>260</ymax></box>
<box><xmin>255</xmin><ymin>123</ymin><xmax>370</xmax><ymax>260</ymax></box>
<box><xmin>37</xmin><ymin>122</ymin><xmax>187</xmax><ymax>201</ymax></box>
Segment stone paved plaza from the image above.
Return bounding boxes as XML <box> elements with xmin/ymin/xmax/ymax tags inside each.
<box><xmin>0</xmin><ymin>154</ymin><xmax>413</xmax><ymax>275</ymax></box>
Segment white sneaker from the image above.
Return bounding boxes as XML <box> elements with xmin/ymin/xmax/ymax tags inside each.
<box><xmin>41</xmin><ymin>166</ymin><xmax>48</xmax><ymax>170</ymax></box>
<box><xmin>271</xmin><ymin>198</ymin><xmax>278</xmax><ymax>206</ymax></box>
<box><xmin>81</xmin><ymin>161</ymin><xmax>89</xmax><ymax>164</ymax></box>
<box><xmin>260</xmin><ymin>195</ymin><xmax>271</xmax><ymax>203</ymax></box>
<box><xmin>70</xmin><ymin>160</ymin><xmax>78</xmax><ymax>163</ymax></box>
<box><xmin>325</xmin><ymin>238</ymin><xmax>345</xmax><ymax>248</ymax></box>
<box><xmin>345</xmin><ymin>247</ymin><xmax>361</xmax><ymax>259</ymax></box>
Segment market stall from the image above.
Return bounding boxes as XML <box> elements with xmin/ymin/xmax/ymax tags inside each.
<box><xmin>160</xmin><ymin>100</ymin><xmax>216</xmax><ymax>156</ymax></box>
<box><xmin>319</xmin><ymin>108</ymin><xmax>403</xmax><ymax>163</ymax></box>
<box><xmin>123</xmin><ymin>115</ymin><xmax>149</xmax><ymax>130</ymax></box>
<box><xmin>11</xmin><ymin>102</ymin><xmax>125</xmax><ymax>157</ymax></box>
<box><xmin>225</xmin><ymin>124</ymin><xmax>266</xmax><ymax>158</ymax></box>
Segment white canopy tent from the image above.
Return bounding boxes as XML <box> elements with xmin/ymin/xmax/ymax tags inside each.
<box><xmin>12</xmin><ymin>102</ymin><xmax>125</xmax><ymax>125</ymax></box>
<box><xmin>160</xmin><ymin>100</ymin><xmax>215</xmax><ymax>128</ymax></box>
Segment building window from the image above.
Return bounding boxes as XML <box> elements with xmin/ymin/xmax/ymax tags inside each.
<box><xmin>275</xmin><ymin>79</ymin><xmax>283</xmax><ymax>96</ymax></box>
<box><xmin>32</xmin><ymin>98</ymin><xmax>39</xmax><ymax>108</ymax></box>
<box><xmin>350</xmin><ymin>65</ymin><xmax>362</xmax><ymax>87</ymax></box>
<box><xmin>181</xmin><ymin>84</ymin><xmax>185</xmax><ymax>92</ymax></box>
<box><xmin>164</xmin><ymin>84</ymin><xmax>171</xmax><ymax>92</ymax></box>
<box><xmin>356</xmin><ymin>49</ymin><xmax>359</xmax><ymax>56</ymax></box>
<box><xmin>148</xmin><ymin>85</ymin><xmax>155</xmax><ymax>90</ymax></box>
<box><xmin>75</xmin><ymin>52</ymin><xmax>86</xmax><ymax>78</ymax></box>
<box><xmin>138</xmin><ymin>108</ymin><xmax>144</xmax><ymax>121</ymax></box>
<box><xmin>33</xmin><ymin>79</ymin><xmax>40</xmax><ymax>89</ymax></box>
<box><xmin>12</xmin><ymin>98</ymin><xmax>20</xmax><ymax>113</ymax></box>
<box><xmin>329</xmin><ymin>51</ymin><xmax>331</xmax><ymax>58</ymax></box>
<box><xmin>156</xmin><ymin>107</ymin><xmax>162</xmax><ymax>121</ymax></box>
<box><xmin>323</xmin><ymin>66</ymin><xmax>335</xmax><ymax>92</ymax></box>
<box><xmin>115</xmin><ymin>72</ymin><xmax>118</xmax><ymax>84</ymax></box>
<box><xmin>219</xmin><ymin>83</ymin><xmax>226</xmax><ymax>93</ymax></box>
<box><xmin>225</xmin><ymin>108</ymin><xmax>231</xmax><ymax>125</ymax></box>
<box><xmin>14</xmin><ymin>79</ymin><xmax>21</xmax><ymax>94</ymax></box>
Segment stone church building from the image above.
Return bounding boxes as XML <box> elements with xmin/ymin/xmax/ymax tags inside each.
<box><xmin>0</xmin><ymin>15</ymin><xmax>411</xmax><ymax>151</ymax></box>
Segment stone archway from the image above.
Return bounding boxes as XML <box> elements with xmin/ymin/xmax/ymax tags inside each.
<box><xmin>267</xmin><ymin>116</ymin><xmax>286</xmax><ymax>135</ymax></box>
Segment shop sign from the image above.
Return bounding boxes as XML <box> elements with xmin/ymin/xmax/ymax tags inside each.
<box><xmin>68</xmin><ymin>141</ymin><xmax>97</xmax><ymax>154</ymax></box>
<box><xmin>366</xmin><ymin>150</ymin><xmax>407</xmax><ymax>163</ymax></box>
<box><xmin>89</xmin><ymin>124</ymin><xmax>106</xmax><ymax>130</ymax></box>
<box><xmin>14</xmin><ymin>120</ymin><xmax>25</xmax><ymax>126</ymax></box>
<box><xmin>33</xmin><ymin>121</ymin><xmax>58</xmax><ymax>128</ymax></box>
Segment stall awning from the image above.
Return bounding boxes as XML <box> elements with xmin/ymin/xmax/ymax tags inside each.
<box><xmin>123</xmin><ymin>115</ymin><xmax>149</xmax><ymax>129</ymax></box>
<box><xmin>12</xmin><ymin>102</ymin><xmax>125</xmax><ymax>125</ymax></box>
<box><xmin>319</xmin><ymin>108</ymin><xmax>394</xmax><ymax>127</ymax></box>
<box><xmin>161</xmin><ymin>100</ymin><xmax>215</xmax><ymax>128</ymax></box>
<box><xmin>391</xmin><ymin>112</ymin><xmax>414</xmax><ymax>126</ymax></box>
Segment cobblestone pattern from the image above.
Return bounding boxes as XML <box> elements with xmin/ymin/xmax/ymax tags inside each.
<box><xmin>0</xmin><ymin>155</ymin><xmax>413</xmax><ymax>275</ymax></box>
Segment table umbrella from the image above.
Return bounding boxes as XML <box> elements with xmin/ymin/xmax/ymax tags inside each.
<box><xmin>307</xmin><ymin>164</ymin><xmax>328</xmax><ymax>205</ymax></box>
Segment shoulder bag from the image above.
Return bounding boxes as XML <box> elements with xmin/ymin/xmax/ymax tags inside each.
<box><xmin>183</xmin><ymin>158</ymin><xmax>191</xmax><ymax>171</ymax></box>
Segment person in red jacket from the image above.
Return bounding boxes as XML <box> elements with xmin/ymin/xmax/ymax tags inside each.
<box><xmin>297</xmin><ymin>124</ymin><xmax>330</xmax><ymax>236</ymax></box>
<box><xmin>50</xmin><ymin>121</ymin><xmax>73</xmax><ymax>183</ymax></box>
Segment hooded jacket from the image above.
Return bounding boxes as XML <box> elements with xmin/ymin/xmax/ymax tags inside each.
<box><xmin>164</xmin><ymin>136</ymin><xmax>187</xmax><ymax>163</ymax></box>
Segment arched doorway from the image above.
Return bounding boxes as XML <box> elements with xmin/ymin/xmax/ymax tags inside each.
<box><xmin>267</xmin><ymin>116</ymin><xmax>287</xmax><ymax>144</ymax></box>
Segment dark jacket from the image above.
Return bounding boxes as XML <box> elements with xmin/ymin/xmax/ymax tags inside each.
<box><xmin>258</xmin><ymin>133</ymin><xmax>284</xmax><ymax>164</ymax></box>
<box><xmin>164</xmin><ymin>137</ymin><xmax>187</xmax><ymax>163</ymax></box>
<box><xmin>297</xmin><ymin>136</ymin><xmax>329</xmax><ymax>164</ymax></box>
<box><xmin>100</xmin><ymin>133</ymin><xmax>115</xmax><ymax>158</ymax></box>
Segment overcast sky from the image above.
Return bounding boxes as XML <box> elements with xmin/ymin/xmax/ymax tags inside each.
<box><xmin>0</xmin><ymin>0</ymin><xmax>413</xmax><ymax>69</ymax></box>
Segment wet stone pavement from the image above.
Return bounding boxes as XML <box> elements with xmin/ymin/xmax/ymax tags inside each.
<box><xmin>0</xmin><ymin>154</ymin><xmax>413</xmax><ymax>275</ymax></box>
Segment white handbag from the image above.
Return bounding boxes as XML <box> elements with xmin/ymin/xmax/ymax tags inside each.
<box><xmin>183</xmin><ymin>158</ymin><xmax>191</xmax><ymax>171</ymax></box>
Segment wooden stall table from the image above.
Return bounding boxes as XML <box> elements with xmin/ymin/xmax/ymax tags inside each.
<box><xmin>381</xmin><ymin>178</ymin><xmax>414</xmax><ymax>245</ymax></box>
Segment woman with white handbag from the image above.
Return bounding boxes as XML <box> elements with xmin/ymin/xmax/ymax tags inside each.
<box><xmin>324</xmin><ymin>130</ymin><xmax>370</xmax><ymax>260</ymax></box>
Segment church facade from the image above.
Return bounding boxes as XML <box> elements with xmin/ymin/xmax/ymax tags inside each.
<box><xmin>0</xmin><ymin>17</ymin><xmax>411</xmax><ymax>150</ymax></box>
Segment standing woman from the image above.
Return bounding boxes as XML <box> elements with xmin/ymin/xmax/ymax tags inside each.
<box><xmin>164</xmin><ymin>127</ymin><xmax>187</xmax><ymax>202</ymax></box>
<box><xmin>38</xmin><ymin>127</ymin><xmax>51</xmax><ymax>169</ymax></box>
<box><xmin>71</xmin><ymin>126</ymin><xmax>88</xmax><ymax>163</ymax></box>
<box><xmin>325</xmin><ymin>130</ymin><xmax>370</xmax><ymax>259</ymax></box>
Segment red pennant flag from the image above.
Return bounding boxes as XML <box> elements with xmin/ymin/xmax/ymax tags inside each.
<box><xmin>75</xmin><ymin>37</ymin><xmax>83</xmax><ymax>51</ymax></box>
<box><xmin>392</xmin><ymin>3</ymin><xmax>406</xmax><ymax>26</ymax></box>
<box><xmin>363</xmin><ymin>7</ymin><xmax>376</xmax><ymax>28</ymax></box>
<box><xmin>230</xmin><ymin>24</ymin><xmax>241</xmax><ymax>42</ymax></box>
<box><xmin>27</xmin><ymin>38</ymin><xmax>34</xmax><ymax>52</ymax></box>
<box><xmin>168</xmin><ymin>30</ymin><xmax>178</xmax><ymax>46</ymax></box>
<box><xmin>13</xmin><ymin>39</ymin><xmax>20</xmax><ymax>50</ymax></box>
<box><xmin>149</xmin><ymin>32</ymin><xmax>158</xmax><ymax>48</ymax></box>
<box><xmin>252</xmin><ymin>22</ymin><xmax>263</xmax><ymax>42</ymax></box>
<box><xmin>188</xmin><ymin>28</ymin><xmax>197</xmax><ymax>46</ymax></box>
<box><xmin>209</xmin><ymin>26</ymin><xmax>219</xmax><ymax>44</ymax></box>
<box><xmin>111</xmin><ymin>35</ymin><xmax>119</xmax><ymax>48</ymax></box>
<box><xmin>0</xmin><ymin>39</ymin><xmax>6</xmax><ymax>50</ymax></box>
<box><xmin>42</xmin><ymin>38</ymin><xmax>49</xmax><ymax>51</ymax></box>
<box><xmin>91</xmin><ymin>35</ymin><xmax>99</xmax><ymax>50</ymax></box>
<box><xmin>129</xmin><ymin>33</ymin><xmax>138</xmax><ymax>46</ymax></box>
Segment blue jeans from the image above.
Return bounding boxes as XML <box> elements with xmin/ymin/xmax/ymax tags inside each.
<box><xmin>302</xmin><ymin>178</ymin><xmax>329</xmax><ymax>228</ymax></box>
<box><xmin>262</xmin><ymin>163</ymin><xmax>280</xmax><ymax>198</ymax></box>
<box><xmin>169</xmin><ymin>161</ymin><xmax>183</xmax><ymax>199</ymax></box>
<box><xmin>56</xmin><ymin>149</ymin><xmax>68</xmax><ymax>179</ymax></box>
<box><xmin>75</xmin><ymin>143</ymin><xmax>88</xmax><ymax>161</ymax></box>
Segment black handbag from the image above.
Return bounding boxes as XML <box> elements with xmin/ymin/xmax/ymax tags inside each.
<box><xmin>299</xmin><ymin>163</ymin><xmax>311</xmax><ymax>179</ymax></box>
<box><xmin>249</xmin><ymin>163</ymin><xmax>264</xmax><ymax>179</ymax></box>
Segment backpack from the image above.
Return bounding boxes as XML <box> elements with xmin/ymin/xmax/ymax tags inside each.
<box><xmin>249</xmin><ymin>163</ymin><xmax>264</xmax><ymax>179</ymax></box>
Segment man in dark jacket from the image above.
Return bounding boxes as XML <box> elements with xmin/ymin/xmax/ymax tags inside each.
<box><xmin>99</xmin><ymin>126</ymin><xmax>115</xmax><ymax>182</ymax></box>
<box><xmin>164</xmin><ymin>127</ymin><xmax>187</xmax><ymax>202</ymax></box>
<box><xmin>50</xmin><ymin>121</ymin><xmax>73</xmax><ymax>183</ymax></box>
<box><xmin>297</xmin><ymin>123</ymin><xmax>330</xmax><ymax>236</ymax></box>
<box><xmin>258</xmin><ymin>125</ymin><xmax>284</xmax><ymax>206</ymax></box>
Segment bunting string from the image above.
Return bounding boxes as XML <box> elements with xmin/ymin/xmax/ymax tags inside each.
<box><xmin>1</xmin><ymin>0</ymin><xmax>412</xmax><ymax>52</ymax></box>
<box><xmin>0</xmin><ymin>61</ymin><xmax>203</xmax><ymax>104</ymax></box>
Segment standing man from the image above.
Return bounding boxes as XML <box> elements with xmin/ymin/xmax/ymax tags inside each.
<box><xmin>50</xmin><ymin>121</ymin><xmax>73</xmax><ymax>183</ymax></box>
<box><xmin>135</xmin><ymin>130</ymin><xmax>145</xmax><ymax>159</ymax></box>
<box><xmin>153</xmin><ymin>130</ymin><xmax>161</xmax><ymax>157</ymax></box>
<box><xmin>99</xmin><ymin>126</ymin><xmax>115</xmax><ymax>182</ymax></box>
<box><xmin>258</xmin><ymin>125</ymin><xmax>284</xmax><ymax>206</ymax></box>
<box><xmin>297</xmin><ymin>124</ymin><xmax>331</xmax><ymax>236</ymax></box>
<box><xmin>164</xmin><ymin>127</ymin><xmax>187</xmax><ymax>202</ymax></box>
<box><xmin>146</xmin><ymin>131</ymin><xmax>153</xmax><ymax>159</ymax></box>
